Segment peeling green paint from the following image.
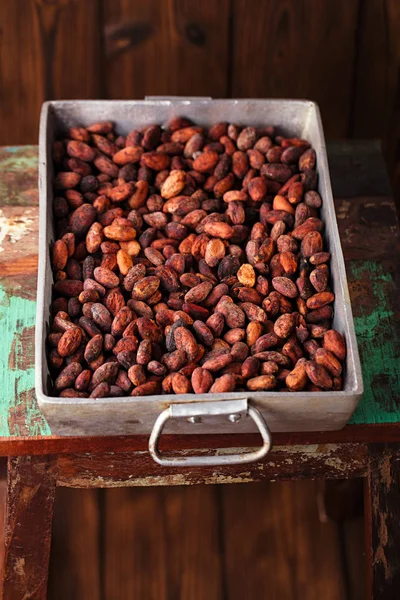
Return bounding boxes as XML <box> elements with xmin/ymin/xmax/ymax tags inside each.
<box><xmin>0</xmin><ymin>146</ymin><xmax>39</xmax><ymax>207</ymax></box>
<box><xmin>349</xmin><ymin>261</ymin><xmax>400</xmax><ymax>424</ymax></box>
<box><xmin>0</xmin><ymin>283</ymin><xmax>50</xmax><ymax>436</ymax></box>
<box><xmin>0</xmin><ymin>252</ymin><xmax>398</xmax><ymax>435</ymax></box>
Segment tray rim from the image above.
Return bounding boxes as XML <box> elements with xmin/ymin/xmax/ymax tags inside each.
<box><xmin>35</xmin><ymin>98</ymin><xmax>363</xmax><ymax>419</ymax></box>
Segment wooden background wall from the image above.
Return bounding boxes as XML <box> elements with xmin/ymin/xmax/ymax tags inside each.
<box><xmin>1</xmin><ymin>0</ymin><xmax>399</xmax><ymax>193</ymax></box>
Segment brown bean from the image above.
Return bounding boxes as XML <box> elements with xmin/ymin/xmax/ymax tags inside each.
<box><xmin>49</xmin><ymin>118</ymin><xmax>345</xmax><ymax>396</ymax></box>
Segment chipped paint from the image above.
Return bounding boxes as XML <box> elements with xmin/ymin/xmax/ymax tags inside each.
<box><xmin>379</xmin><ymin>454</ymin><xmax>393</xmax><ymax>490</ymax></box>
<box><xmin>372</xmin><ymin>454</ymin><xmax>393</xmax><ymax>582</ymax></box>
<box><xmin>0</xmin><ymin>209</ymin><xmax>34</xmax><ymax>252</ymax></box>
<box><xmin>0</xmin><ymin>283</ymin><xmax>50</xmax><ymax>436</ymax></box>
<box><xmin>336</xmin><ymin>199</ymin><xmax>350</xmax><ymax>219</ymax></box>
<box><xmin>349</xmin><ymin>260</ymin><xmax>400</xmax><ymax>425</ymax></box>
<box><xmin>0</xmin><ymin>146</ymin><xmax>39</xmax><ymax>207</ymax></box>
<box><xmin>60</xmin><ymin>472</ymin><xmax>263</xmax><ymax>488</ymax></box>
<box><xmin>0</xmin><ymin>144</ymin><xmax>398</xmax><ymax>437</ymax></box>
<box><xmin>14</xmin><ymin>557</ymin><xmax>25</xmax><ymax>578</ymax></box>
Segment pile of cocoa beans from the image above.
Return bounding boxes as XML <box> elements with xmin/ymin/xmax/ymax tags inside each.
<box><xmin>48</xmin><ymin>117</ymin><xmax>346</xmax><ymax>398</ymax></box>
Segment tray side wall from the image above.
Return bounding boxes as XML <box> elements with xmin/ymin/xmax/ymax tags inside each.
<box><xmin>36</xmin><ymin>99</ymin><xmax>363</xmax><ymax>436</ymax></box>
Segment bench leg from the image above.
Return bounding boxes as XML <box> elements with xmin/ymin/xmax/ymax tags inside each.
<box><xmin>366</xmin><ymin>445</ymin><xmax>400</xmax><ymax>599</ymax></box>
<box><xmin>1</xmin><ymin>455</ymin><xmax>57</xmax><ymax>600</ymax></box>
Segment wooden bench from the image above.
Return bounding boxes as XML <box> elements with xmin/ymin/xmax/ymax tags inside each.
<box><xmin>0</xmin><ymin>141</ymin><xmax>399</xmax><ymax>599</ymax></box>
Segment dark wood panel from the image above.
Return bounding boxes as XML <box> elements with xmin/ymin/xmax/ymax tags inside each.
<box><xmin>351</xmin><ymin>0</ymin><xmax>400</xmax><ymax>210</ymax></box>
<box><xmin>50</xmin><ymin>0</ymin><xmax>103</xmax><ymax>100</ymax></box>
<box><xmin>231</xmin><ymin>0</ymin><xmax>359</xmax><ymax>137</ymax></box>
<box><xmin>104</xmin><ymin>487</ymin><xmax>169</xmax><ymax>600</ymax></box>
<box><xmin>221</xmin><ymin>480</ymin><xmax>346</xmax><ymax>600</ymax></box>
<box><xmin>104</xmin><ymin>486</ymin><xmax>222</xmax><ymax>600</ymax></box>
<box><xmin>103</xmin><ymin>0</ymin><xmax>230</xmax><ymax>99</ymax></box>
<box><xmin>366</xmin><ymin>444</ymin><xmax>400</xmax><ymax>600</ymax></box>
<box><xmin>0</xmin><ymin>0</ymin><xmax>45</xmax><ymax>145</ymax></box>
<box><xmin>48</xmin><ymin>488</ymin><xmax>101</xmax><ymax>600</ymax></box>
<box><xmin>0</xmin><ymin>0</ymin><xmax>103</xmax><ymax>146</ymax></box>
<box><xmin>46</xmin><ymin>481</ymin><xmax>365</xmax><ymax>600</ymax></box>
<box><xmin>161</xmin><ymin>486</ymin><xmax>223</xmax><ymax>600</ymax></box>
<box><xmin>342</xmin><ymin>516</ymin><xmax>366</xmax><ymax>600</ymax></box>
<box><xmin>351</xmin><ymin>0</ymin><xmax>400</xmax><ymax>145</ymax></box>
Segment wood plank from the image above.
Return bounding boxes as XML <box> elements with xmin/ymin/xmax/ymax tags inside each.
<box><xmin>50</xmin><ymin>0</ymin><xmax>103</xmax><ymax>101</ymax></box>
<box><xmin>342</xmin><ymin>516</ymin><xmax>366</xmax><ymax>600</ymax></box>
<box><xmin>351</xmin><ymin>1</ymin><xmax>400</xmax><ymax>213</ymax></box>
<box><xmin>104</xmin><ymin>486</ymin><xmax>223</xmax><ymax>599</ymax></box>
<box><xmin>351</xmin><ymin>1</ymin><xmax>400</xmax><ymax>147</ymax></box>
<box><xmin>0</xmin><ymin>0</ymin><xmax>102</xmax><ymax>147</ymax></box>
<box><xmin>231</xmin><ymin>0</ymin><xmax>359</xmax><ymax>137</ymax></box>
<box><xmin>0</xmin><ymin>0</ymin><xmax>44</xmax><ymax>145</ymax></box>
<box><xmin>0</xmin><ymin>425</ymin><xmax>400</xmax><ymax>458</ymax></box>
<box><xmin>1</xmin><ymin>455</ymin><xmax>57</xmax><ymax>599</ymax></box>
<box><xmin>366</xmin><ymin>444</ymin><xmax>400</xmax><ymax>599</ymax></box>
<box><xmin>104</xmin><ymin>488</ymin><xmax>168</xmax><ymax>600</ymax></box>
<box><xmin>161</xmin><ymin>486</ymin><xmax>223</xmax><ymax>600</ymax></box>
<box><xmin>56</xmin><ymin>444</ymin><xmax>368</xmax><ymax>488</ymax></box>
<box><xmin>48</xmin><ymin>488</ymin><xmax>101</xmax><ymax>600</ymax></box>
<box><xmin>103</xmin><ymin>0</ymin><xmax>230</xmax><ymax>99</ymax></box>
<box><xmin>221</xmin><ymin>480</ymin><xmax>346</xmax><ymax>600</ymax></box>
<box><xmin>0</xmin><ymin>143</ymin><xmax>398</xmax><ymax>445</ymax></box>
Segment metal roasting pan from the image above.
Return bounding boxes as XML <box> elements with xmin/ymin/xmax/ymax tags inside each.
<box><xmin>36</xmin><ymin>98</ymin><xmax>363</xmax><ymax>465</ymax></box>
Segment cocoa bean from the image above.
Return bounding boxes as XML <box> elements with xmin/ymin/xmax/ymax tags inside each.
<box><xmin>48</xmin><ymin>117</ymin><xmax>346</xmax><ymax>396</ymax></box>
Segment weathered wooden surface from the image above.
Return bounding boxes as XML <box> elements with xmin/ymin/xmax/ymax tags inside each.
<box><xmin>231</xmin><ymin>0</ymin><xmax>359</xmax><ymax>138</ymax></box>
<box><xmin>1</xmin><ymin>455</ymin><xmax>57</xmax><ymax>599</ymax></box>
<box><xmin>103</xmin><ymin>0</ymin><xmax>230</xmax><ymax>100</ymax></box>
<box><xmin>56</xmin><ymin>444</ymin><xmax>369</xmax><ymax>488</ymax></box>
<box><xmin>2</xmin><ymin>0</ymin><xmax>400</xmax><ymax>218</ymax></box>
<box><xmin>221</xmin><ymin>479</ymin><xmax>348</xmax><ymax>600</ymax></box>
<box><xmin>366</xmin><ymin>444</ymin><xmax>400</xmax><ymax>599</ymax></box>
<box><xmin>0</xmin><ymin>142</ymin><xmax>399</xmax><ymax>449</ymax></box>
<box><xmin>48</xmin><ymin>481</ymin><xmax>364</xmax><ymax>600</ymax></box>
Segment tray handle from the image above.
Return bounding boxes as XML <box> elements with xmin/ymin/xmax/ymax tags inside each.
<box><xmin>148</xmin><ymin>398</ymin><xmax>272</xmax><ymax>467</ymax></box>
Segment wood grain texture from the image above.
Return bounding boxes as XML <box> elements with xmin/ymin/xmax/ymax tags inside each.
<box><xmin>342</xmin><ymin>516</ymin><xmax>366</xmax><ymax>600</ymax></box>
<box><xmin>1</xmin><ymin>455</ymin><xmax>57</xmax><ymax>599</ymax></box>
<box><xmin>45</xmin><ymin>481</ymin><xmax>365</xmax><ymax>600</ymax></box>
<box><xmin>160</xmin><ymin>486</ymin><xmax>223</xmax><ymax>600</ymax></box>
<box><xmin>351</xmin><ymin>0</ymin><xmax>400</xmax><ymax>146</ymax></box>
<box><xmin>49</xmin><ymin>0</ymin><xmax>103</xmax><ymax>101</ymax></box>
<box><xmin>103</xmin><ymin>0</ymin><xmax>230</xmax><ymax>99</ymax></box>
<box><xmin>366</xmin><ymin>444</ymin><xmax>400</xmax><ymax>599</ymax></box>
<box><xmin>56</xmin><ymin>444</ymin><xmax>369</xmax><ymax>488</ymax></box>
<box><xmin>104</xmin><ymin>486</ymin><xmax>223</xmax><ymax>600</ymax></box>
<box><xmin>1</xmin><ymin>425</ymin><xmax>400</xmax><ymax>459</ymax></box>
<box><xmin>0</xmin><ymin>1</ymin><xmax>44</xmax><ymax>145</ymax></box>
<box><xmin>221</xmin><ymin>480</ymin><xmax>346</xmax><ymax>600</ymax></box>
<box><xmin>104</xmin><ymin>487</ymin><xmax>169</xmax><ymax>600</ymax></box>
<box><xmin>350</xmin><ymin>0</ymin><xmax>400</xmax><ymax>212</ymax></box>
<box><xmin>231</xmin><ymin>0</ymin><xmax>359</xmax><ymax>137</ymax></box>
<box><xmin>48</xmin><ymin>488</ymin><xmax>101</xmax><ymax>600</ymax></box>
<box><xmin>0</xmin><ymin>0</ymin><xmax>102</xmax><ymax>146</ymax></box>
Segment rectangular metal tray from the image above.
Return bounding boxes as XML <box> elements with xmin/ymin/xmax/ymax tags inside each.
<box><xmin>36</xmin><ymin>98</ymin><xmax>363</xmax><ymax>437</ymax></box>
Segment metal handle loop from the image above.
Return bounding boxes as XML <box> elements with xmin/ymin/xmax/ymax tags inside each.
<box><xmin>148</xmin><ymin>399</ymin><xmax>272</xmax><ymax>467</ymax></box>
